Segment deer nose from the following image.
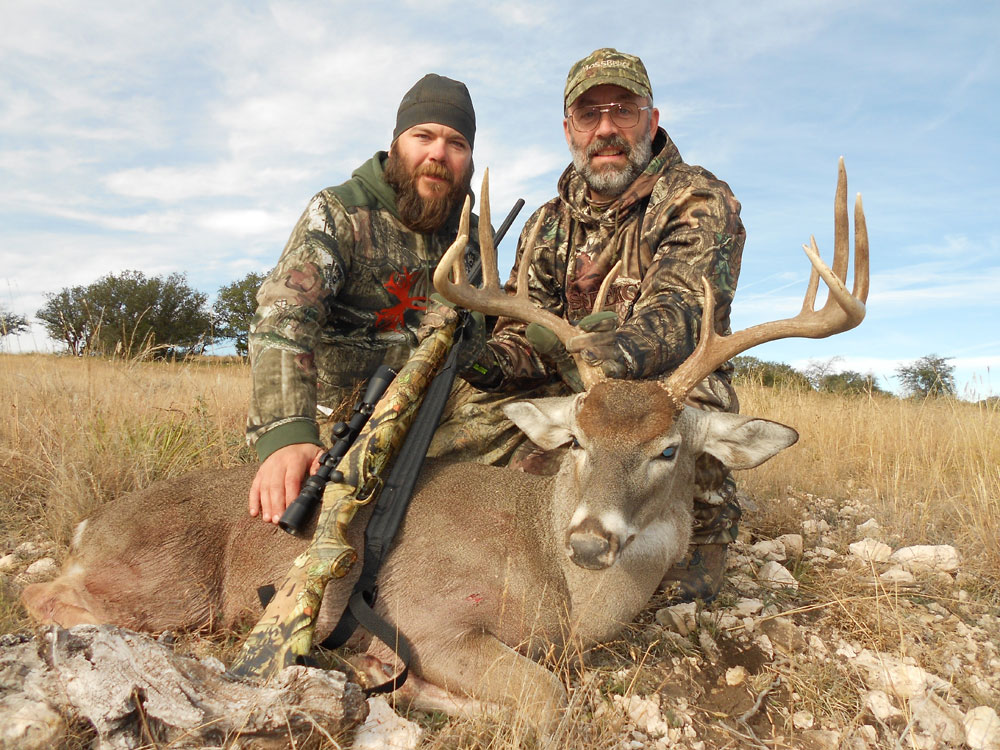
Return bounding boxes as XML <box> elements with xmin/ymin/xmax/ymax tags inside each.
<box><xmin>568</xmin><ymin>522</ymin><xmax>619</xmax><ymax>570</ymax></box>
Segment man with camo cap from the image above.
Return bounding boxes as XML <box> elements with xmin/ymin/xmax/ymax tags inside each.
<box><xmin>245</xmin><ymin>73</ymin><xmax>482</xmax><ymax>526</ymax></box>
<box><xmin>457</xmin><ymin>48</ymin><xmax>747</xmax><ymax>603</ymax></box>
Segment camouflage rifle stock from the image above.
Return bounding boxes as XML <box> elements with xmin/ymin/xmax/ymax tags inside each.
<box><xmin>229</xmin><ymin>312</ymin><xmax>460</xmax><ymax>680</ymax></box>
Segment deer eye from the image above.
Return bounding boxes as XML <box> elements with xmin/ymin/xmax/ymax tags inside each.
<box><xmin>659</xmin><ymin>446</ymin><xmax>677</xmax><ymax>460</ymax></box>
<box><xmin>570</xmin><ymin>436</ymin><xmax>581</xmax><ymax>450</ymax></box>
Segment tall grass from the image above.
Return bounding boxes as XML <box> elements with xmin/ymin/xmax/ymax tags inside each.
<box><xmin>0</xmin><ymin>353</ymin><xmax>252</xmax><ymax>550</ymax></box>
<box><xmin>737</xmin><ymin>383</ymin><xmax>1000</xmax><ymax>581</ymax></box>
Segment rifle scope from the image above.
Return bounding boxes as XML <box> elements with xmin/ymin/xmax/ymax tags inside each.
<box><xmin>278</xmin><ymin>364</ymin><xmax>397</xmax><ymax>535</ymax></box>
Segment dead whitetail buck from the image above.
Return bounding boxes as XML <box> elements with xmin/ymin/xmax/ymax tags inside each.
<box><xmin>23</xmin><ymin>161</ymin><xmax>868</xmax><ymax>733</ymax></box>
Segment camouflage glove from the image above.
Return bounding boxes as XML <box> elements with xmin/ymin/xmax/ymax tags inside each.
<box><xmin>525</xmin><ymin>322</ymin><xmax>585</xmax><ymax>392</ymax></box>
<box><xmin>420</xmin><ymin>294</ymin><xmax>504</xmax><ymax>389</ymax></box>
<box><xmin>566</xmin><ymin>311</ymin><xmax>628</xmax><ymax>379</ymax></box>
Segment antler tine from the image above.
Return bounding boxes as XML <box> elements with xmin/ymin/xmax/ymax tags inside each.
<box><xmin>432</xmin><ymin>171</ymin><xmax>607</xmax><ymax>389</ymax></box>
<box><xmin>592</xmin><ymin>260</ymin><xmax>622</xmax><ymax>314</ymax></box>
<box><xmin>433</xmin><ymin>171</ymin><xmax>579</xmax><ymax>337</ymax></box>
<box><xmin>664</xmin><ymin>160</ymin><xmax>869</xmax><ymax>405</ymax></box>
<box><xmin>477</xmin><ymin>169</ymin><xmax>501</xmax><ymax>291</ymax></box>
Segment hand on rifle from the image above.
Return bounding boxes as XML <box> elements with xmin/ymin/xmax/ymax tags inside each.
<box><xmin>249</xmin><ymin>443</ymin><xmax>325</xmax><ymax>524</ymax></box>
<box><xmin>420</xmin><ymin>294</ymin><xmax>503</xmax><ymax>389</ymax></box>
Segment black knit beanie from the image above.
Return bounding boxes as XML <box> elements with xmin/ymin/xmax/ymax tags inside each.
<box><xmin>392</xmin><ymin>74</ymin><xmax>476</xmax><ymax>148</ymax></box>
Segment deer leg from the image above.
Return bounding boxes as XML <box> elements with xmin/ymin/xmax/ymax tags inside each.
<box><xmin>349</xmin><ymin>653</ymin><xmax>490</xmax><ymax>718</ymax></box>
<box><xmin>366</xmin><ymin>631</ymin><xmax>567</xmax><ymax>735</ymax></box>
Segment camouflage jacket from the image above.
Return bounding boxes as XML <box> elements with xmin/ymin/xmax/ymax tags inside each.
<box><xmin>247</xmin><ymin>152</ymin><xmax>480</xmax><ymax>461</ymax></box>
<box><xmin>487</xmin><ymin>128</ymin><xmax>745</xmax><ymax>388</ymax></box>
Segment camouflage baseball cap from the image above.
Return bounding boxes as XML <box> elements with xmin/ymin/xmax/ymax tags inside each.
<box><xmin>564</xmin><ymin>48</ymin><xmax>652</xmax><ymax>111</ymax></box>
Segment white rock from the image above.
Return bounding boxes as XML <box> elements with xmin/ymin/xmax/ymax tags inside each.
<box><xmin>848</xmin><ymin>538</ymin><xmax>892</xmax><ymax>563</ymax></box>
<box><xmin>730</xmin><ymin>598</ymin><xmax>764</xmax><ymax>617</ymax></box>
<box><xmin>856</xmin><ymin>518</ymin><xmax>881</xmax><ymax>534</ymax></box>
<box><xmin>656</xmin><ymin>602</ymin><xmax>698</xmax><ymax>636</ymax></box>
<box><xmin>615</xmin><ymin>694</ymin><xmax>670</xmax><ymax>739</ymax></box>
<box><xmin>889</xmin><ymin>545</ymin><xmax>960</xmax><ymax>573</ymax></box>
<box><xmin>24</xmin><ymin>558</ymin><xmax>59</xmax><ymax>578</ymax></box>
<box><xmin>751</xmin><ymin>539</ymin><xmax>787</xmax><ymax>562</ymax></box>
<box><xmin>0</xmin><ymin>554</ymin><xmax>18</xmax><ymax>573</ymax></box>
<box><xmin>754</xmin><ymin>634</ymin><xmax>774</xmax><ymax>660</ymax></box>
<box><xmin>864</xmin><ymin>690</ymin><xmax>902</xmax><ymax>722</ymax></box>
<box><xmin>802</xmin><ymin>519</ymin><xmax>831</xmax><ymax>536</ymax></box>
<box><xmin>879</xmin><ymin>567</ymin><xmax>915</xmax><ymax>584</ymax></box>
<box><xmin>813</xmin><ymin>546</ymin><xmax>838</xmax><ymax>559</ymax></box>
<box><xmin>910</xmin><ymin>692</ymin><xmax>965</xmax><ymax>746</ymax></box>
<box><xmin>0</xmin><ymin>696</ymin><xmax>65</xmax><ymax>750</ymax></box>
<box><xmin>965</xmin><ymin>706</ymin><xmax>1000</xmax><ymax>750</ymax></box>
<box><xmin>776</xmin><ymin>534</ymin><xmax>804</xmax><ymax>558</ymax></box>
<box><xmin>807</xmin><ymin>635</ymin><xmax>829</xmax><ymax>657</ymax></box>
<box><xmin>352</xmin><ymin>696</ymin><xmax>423</xmax><ymax>750</ymax></box>
<box><xmin>758</xmin><ymin>561</ymin><xmax>798</xmax><ymax>591</ymax></box>
<box><xmin>800</xmin><ymin>729</ymin><xmax>840</xmax><ymax>750</ymax></box>
<box><xmin>854</xmin><ymin>650</ymin><xmax>949</xmax><ymax>699</ymax></box>
<box><xmin>835</xmin><ymin>641</ymin><xmax>858</xmax><ymax>659</ymax></box>
<box><xmin>725</xmin><ymin>666</ymin><xmax>747</xmax><ymax>686</ymax></box>
<box><xmin>14</xmin><ymin>541</ymin><xmax>43</xmax><ymax>560</ymax></box>
<box><xmin>793</xmin><ymin>709</ymin><xmax>815</xmax><ymax>729</ymax></box>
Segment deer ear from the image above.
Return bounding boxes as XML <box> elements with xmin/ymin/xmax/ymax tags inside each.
<box><xmin>503</xmin><ymin>395</ymin><xmax>580</xmax><ymax>450</ymax></box>
<box><xmin>699</xmin><ymin>412</ymin><xmax>799</xmax><ymax>470</ymax></box>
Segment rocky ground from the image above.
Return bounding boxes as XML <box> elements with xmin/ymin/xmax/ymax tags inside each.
<box><xmin>2</xmin><ymin>489</ymin><xmax>999</xmax><ymax>749</ymax></box>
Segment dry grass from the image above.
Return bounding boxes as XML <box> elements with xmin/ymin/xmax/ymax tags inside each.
<box><xmin>2</xmin><ymin>353</ymin><xmax>999</xmax><ymax>748</ymax></box>
<box><xmin>737</xmin><ymin>383</ymin><xmax>1000</xmax><ymax>587</ymax></box>
<box><xmin>0</xmin><ymin>353</ymin><xmax>252</xmax><ymax>552</ymax></box>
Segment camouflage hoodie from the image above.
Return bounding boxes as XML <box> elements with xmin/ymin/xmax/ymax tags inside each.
<box><xmin>246</xmin><ymin>152</ymin><xmax>480</xmax><ymax>460</ymax></box>
<box><xmin>488</xmin><ymin>128</ymin><xmax>745</xmax><ymax>387</ymax></box>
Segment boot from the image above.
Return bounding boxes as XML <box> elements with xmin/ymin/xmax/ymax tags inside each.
<box><xmin>658</xmin><ymin>542</ymin><xmax>729</xmax><ymax>604</ymax></box>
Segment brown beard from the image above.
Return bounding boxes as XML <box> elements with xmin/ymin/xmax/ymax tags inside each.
<box><xmin>384</xmin><ymin>148</ymin><xmax>474</xmax><ymax>234</ymax></box>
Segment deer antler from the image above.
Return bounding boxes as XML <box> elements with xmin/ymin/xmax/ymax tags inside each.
<box><xmin>664</xmin><ymin>157</ymin><xmax>869</xmax><ymax>405</ymax></box>
<box><xmin>434</xmin><ymin>169</ymin><xmax>607</xmax><ymax>388</ymax></box>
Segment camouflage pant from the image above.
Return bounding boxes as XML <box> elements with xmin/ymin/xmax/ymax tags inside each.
<box><xmin>426</xmin><ymin>374</ymin><xmax>742</xmax><ymax>542</ymax></box>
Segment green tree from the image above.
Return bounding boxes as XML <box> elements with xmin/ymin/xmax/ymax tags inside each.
<box><xmin>895</xmin><ymin>354</ymin><xmax>956</xmax><ymax>398</ymax></box>
<box><xmin>37</xmin><ymin>271</ymin><xmax>212</xmax><ymax>358</ymax></box>
<box><xmin>0</xmin><ymin>305</ymin><xmax>28</xmax><ymax>338</ymax></box>
<box><xmin>816</xmin><ymin>370</ymin><xmax>889</xmax><ymax>396</ymax></box>
<box><xmin>731</xmin><ymin>355</ymin><xmax>812</xmax><ymax>390</ymax></box>
<box><xmin>213</xmin><ymin>271</ymin><xmax>266</xmax><ymax>357</ymax></box>
<box><xmin>36</xmin><ymin>286</ymin><xmax>94</xmax><ymax>355</ymax></box>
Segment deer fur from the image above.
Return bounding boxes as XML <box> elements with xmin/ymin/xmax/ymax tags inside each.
<box><xmin>22</xmin><ymin>379</ymin><xmax>797</xmax><ymax>731</ymax></box>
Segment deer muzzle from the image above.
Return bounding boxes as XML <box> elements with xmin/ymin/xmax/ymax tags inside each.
<box><xmin>567</xmin><ymin>518</ymin><xmax>621</xmax><ymax>570</ymax></box>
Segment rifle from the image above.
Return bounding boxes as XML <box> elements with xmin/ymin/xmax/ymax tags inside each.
<box><xmin>229</xmin><ymin>186</ymin><xmax>522</xmax><ymax>681</ymax></box>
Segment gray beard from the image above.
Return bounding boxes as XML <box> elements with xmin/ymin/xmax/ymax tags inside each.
<box><xmin>571</xmin><ymin>132</ymin><xmax>653</xmax><ymax>198</ymax></box>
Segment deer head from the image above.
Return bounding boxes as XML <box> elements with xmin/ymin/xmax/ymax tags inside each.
<box><xmin>435</xmin><ymin>161</ymin><xmax>868</xmax><ymax>570</ymax></box>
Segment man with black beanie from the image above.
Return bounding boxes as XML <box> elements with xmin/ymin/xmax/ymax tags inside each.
<box><xmin>246</xmin><ymin>73</ymin><xmax>481</xmax><ymax>525</ymax></box>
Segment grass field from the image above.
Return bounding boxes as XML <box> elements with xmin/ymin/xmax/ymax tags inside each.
<box><xmin>2</xmin><ymin>353</ymin><xmax>998</xmax><ymax>748</ymax></box>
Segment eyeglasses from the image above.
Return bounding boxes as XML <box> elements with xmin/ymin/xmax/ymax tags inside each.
<box><xmin>567</xmin><ymin>102</ymin><xmax>652</xmax><ymax>132</ymax></box>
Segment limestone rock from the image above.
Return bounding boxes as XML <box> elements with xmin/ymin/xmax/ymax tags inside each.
<box><xmin>0</xmin><ymin>694</ymin><xmax>66</xmax><ymax>750</ymax></box>
<box><xmin>848</xmin><ymin>538</ymin><xmax>892</xmax><ymax>563</ymax></box>
<box><xmin>965</xmin><ymin>706</ymin><xmax>1000</xmax><ymax>750</ymax></box>
<box><xmin>909</xmin><ymin>692</ymin><xmax>964</xmax><ymax>746</ymax></box>
<box><xmin>889</xmin><ymin>545</ymin><xmax>959</xmax><ymax>573</ymax></box>
<box><xmin>656</xmin><ymin>602</ymin><xmax>698</xmax><ymax>636</ymax></box>
<box><xmin>352</xmin><ymin>696</ymin><xmax>423</xmax><ymax>750</ymax></box>
<box><xmin>758</xmin><ymin>561</ymin><xmax>798</xmax><ymax>591</ymax></box>
<box><xmin>776</xmin><ymin>533</ymin><xmax>804</xmax><ymax>558</ymax></box>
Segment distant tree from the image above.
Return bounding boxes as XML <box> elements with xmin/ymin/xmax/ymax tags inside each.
<box><xmin>803</xmin><ymin>357</ymin><xmax>843</xmax><ymax>390</ymax></box>
<box><xmin>816</xmin><ymin>370</ymin><xmax>889</xmax><ymax>396</ymax></box>
<box><xmin>0</xmin><ymin>305</ymin><xmax>28</xmax><ymax>338</ymax></box>
<box><xmin>895</xmin><ymin>354</ymin><xmax>956</xmax><ymax>398</ymax></box>
<box><xmin>37</xmin><ymin>286</ymin><xmax>93</xmax><ymax>355</ymax></box>
<box><xmin>37</xmin><ymin>271</ymin><xmax>212</xmax><ymax>358</ymax></box>
<box><xmin>213</xmin><ymin>271</ymin><xmax>266</xmax><ymax>357</ymax></box>
<box><xmin>731</xmin><ymin>355</ymin><xmax>812</xmax><ymax>390</ymax></box>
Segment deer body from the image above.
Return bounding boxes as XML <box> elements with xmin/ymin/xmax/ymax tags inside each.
<box><xmin>22</xmin><ymin>380</ymin><xmax>797</xmax><ymax>728</ymax></box>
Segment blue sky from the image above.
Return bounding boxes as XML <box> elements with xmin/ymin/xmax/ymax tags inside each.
<box><xmin>2</xmin><ymin>1</ymin><xmax>997</xmax><ymax>398</ymax></box>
